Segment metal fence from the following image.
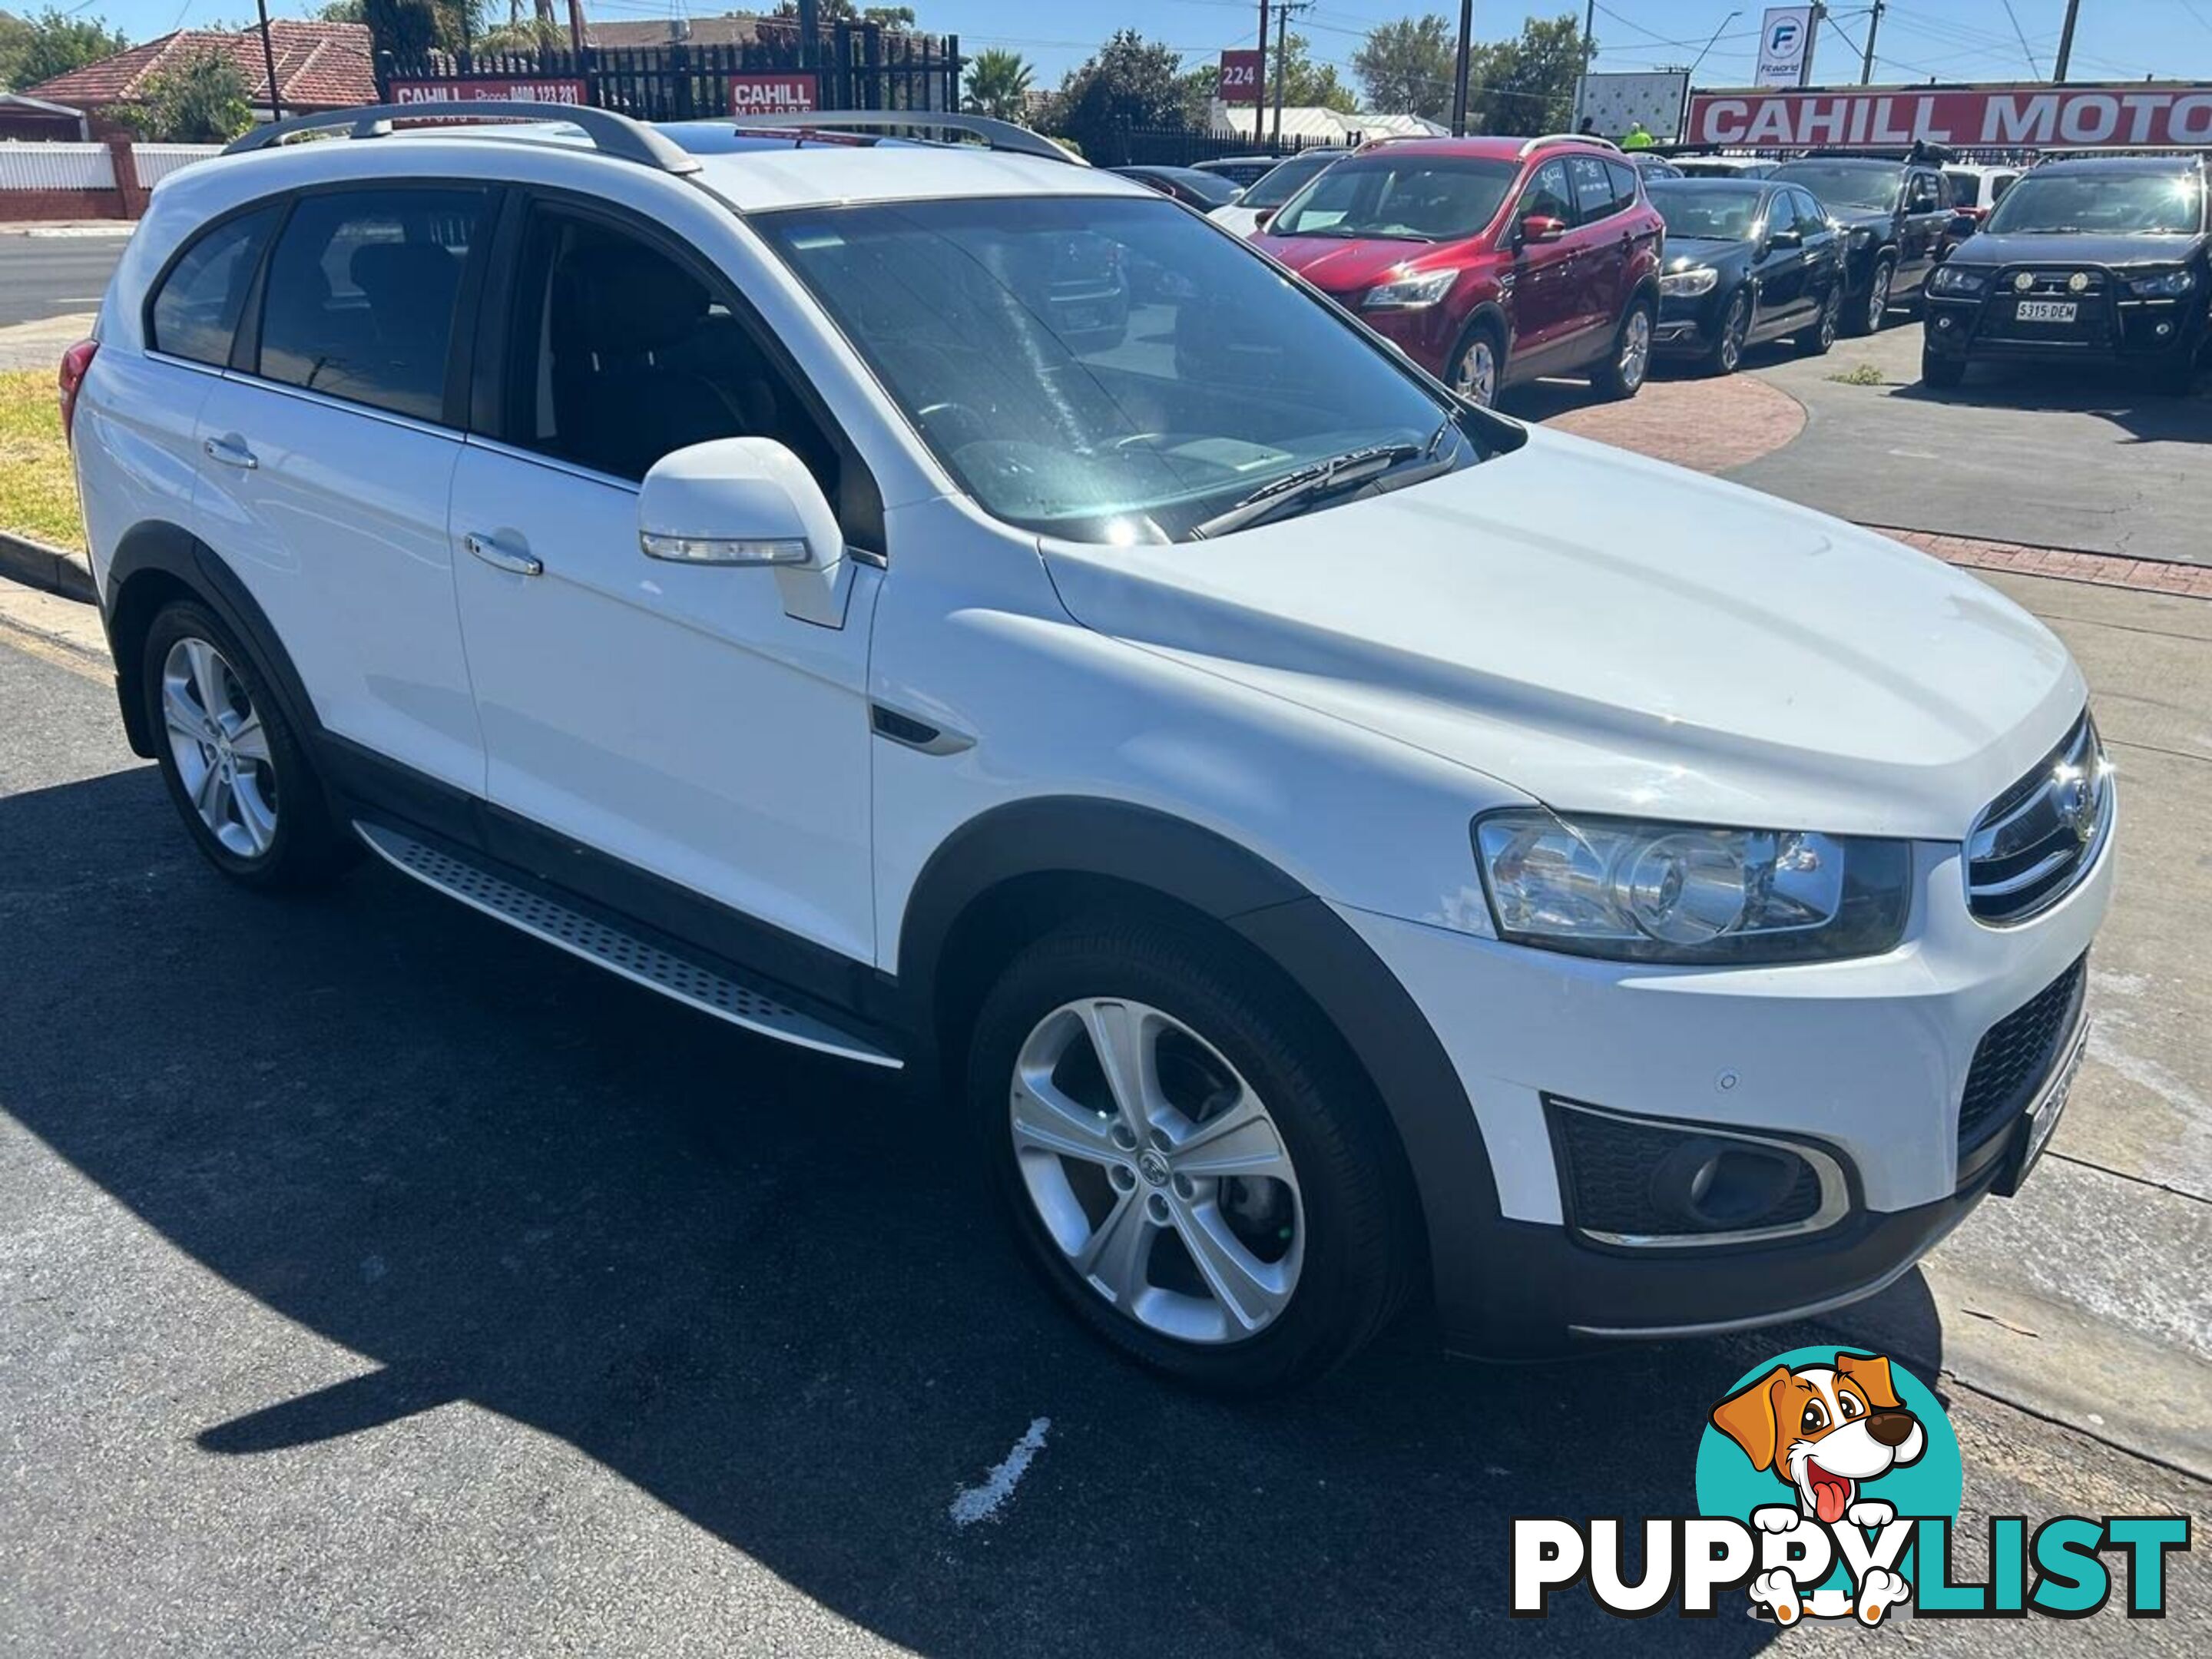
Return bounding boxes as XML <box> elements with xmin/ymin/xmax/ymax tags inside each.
<box><xmin>379</xmin><ymin>23</ymin><xmax>960</xmax><ymax>121</ymax></box>
<box><xmin>130</xmin><ymin>144</ymin><xmax>222</xmax><ymax>187</ymax></box>
<box><xmin>1114</xmin><ymin>125</ymin><xmax>1342</xmax><ymax>169</ymax></box>
<box><xmin>0</xmin><ymin>142</ymin><xmax>115</xmax><ymax>190</ymax></box>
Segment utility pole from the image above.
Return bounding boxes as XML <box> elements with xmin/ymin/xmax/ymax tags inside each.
<box><xmin>1271</xmin><ymin>0</ymin><xmax>1288</xmax><ymax>149</ymax></box>
<box><xmin>1578</xmin><ymin>0</ymin><xmax>1594</xmax><ymax>127</ymax></box>
<box><xmin>1452</xmin><ymin>0</ymin><xmax>1473</xmax><ymax>137</ymax></box>
<box><xmin>2055</xmin><ymin>0</ymin><xmax>2081</xmax><ymax>81</ymax></box>
<box><xmin>1860</xmin><ymin>0</ymin><xmax>1883</xmax><ymax>84</ymax></box>
<box><xmin>1804</xmin><ymin>2</ymin><xmax>1824</xmax><ymax>85</ymax></box>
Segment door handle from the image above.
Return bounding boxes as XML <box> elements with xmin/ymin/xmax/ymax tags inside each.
<box><xmin>203</xmin><ymin>435</ymin><xmax>257</xmax><ymax>469</ymax></box>
<box><xmin>463</xmin><ymin>531</ymin><xmax>543</xmax><ymax>578</ymax></box>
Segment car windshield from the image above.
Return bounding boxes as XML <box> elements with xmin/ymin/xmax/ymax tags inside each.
<box><xmin>1985</xmin><ymin>172</ymin><xmax>2205</xmax><ymax>237</ymax></box>
<box><xmin>1270</xmin><ymin>154</ymin><xmax>1519</xmax><ymax>242</ymax></box>
<box><xmin>1242</xmin><ymin>151</ymin><xmax>1344</xmax><ymax>209</ymax></box>
<box><xmin>1152</xmin><ymin>167</ymin><xmax>1240</xmax><ymax>207</ymax></box>
<box><xmin>1772</xmin><ymin>162</ymin><xmax>1897</xmax><ymax>213</ymax></box>
<box><xmin>1647</xmin><ymin>183</ymin><xmax>1764</xmax><ymax>240</ymax></box>
<box><xmin>754</xmin><ymin>195</ymin><xmax>1474</xmax><ymax>543</ymax></box>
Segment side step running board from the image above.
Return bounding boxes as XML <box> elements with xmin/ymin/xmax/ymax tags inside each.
<box><xmin>355</xmin><ymin>820</ymin><xmax>902</xmax><ymax>1070</ymax></box>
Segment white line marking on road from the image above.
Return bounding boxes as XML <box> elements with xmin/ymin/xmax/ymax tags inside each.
<box><xmin>949</xmin><ymin>1416</ymin><xmax>1050</xmax><ymax>1529</ymax></box>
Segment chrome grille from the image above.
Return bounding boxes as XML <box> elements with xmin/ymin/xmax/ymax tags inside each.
<box><xmin>1967</xmin><ymin>712</ymin><xmax>2111</xmax><ymax>925</ymax></box>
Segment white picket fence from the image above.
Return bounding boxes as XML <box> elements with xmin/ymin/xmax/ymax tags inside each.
<box><xmin>0</xmin><ymin>142</ymin><xmax>114</xmax><ymax>190</ymax></box>
<box><xmin>131</xmin><ymin>144</ymin><xmax>223</xmax><ymax>187</ymax></box>
<box><xmin>0</xmin><ymin>141</ymin><xmax>222</xmax><ymax>194</ymax></box>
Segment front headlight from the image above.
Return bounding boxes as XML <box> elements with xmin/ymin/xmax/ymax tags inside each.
<box><xmin>2127</xmin><ymin>268</ymin><xmax>2197</xmax><ymax>298</ymax></box>
<box><xmin>1659</xmin><ymin>267</ymin><xmax>1720</xmax><ymax>297</ymax></box>
<box><xmin>1472</xmin><ymin>810</ymin><xmax>1912</xmax><ymax>964</ymax></box>
<box><xmin>1931</xmin><ymin>263</ymin><xmax>1988</xmax><ymax>295</ymax></box>
<box><xmin>1363</xmin><ymin>269</ymin><xmax>1457</xmax><ymax>309</ymax></box>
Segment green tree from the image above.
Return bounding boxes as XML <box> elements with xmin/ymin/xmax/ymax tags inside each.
<box><xmin>118</xmin><ymin>48</ymin><xmax>253</xmax><ymax>141</ymax></box>
<box><xmin>1353</xmin><ymin>14</ymin><xmax>1454</xmax><ymax>121</ymax></box>
<box><xmin>0</xmin><ymin>7</ymin><xmax>130</xmax><ymax>92</ymax></box>
<box><xmin>1463</xmin><ymin>12</ymin><xmax>1585</xmax><ymax>137</ymax></box>
<box><xmin>361</xmin><ymin>0</ymin><xmax>484</xmax><ymax>60</ymax></box>
<box><xmin>962</xmin><ymin>47</ymin><xmax>1032</xmax><ymax>121</ymax></box>
<box><xmin>1038</xmin><ymin>30</ymin><xmax>1193</xmax><ymax>161</ymax></box>
<box><xmin>774</xmin><ymin>2</ymin><xmax>919</xmax><ymax>25</ymax></box>
<box><xmin>1273</xmin><ymin>33</ymin><xmax>1355</xmax><ymax>114</ymax></box>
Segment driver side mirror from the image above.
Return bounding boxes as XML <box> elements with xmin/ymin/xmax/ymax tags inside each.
<box><xmin>637</xmin><ymin>437</ymin><xmax>852</xmax><ymax>628</ymax></box>
<box><xmin>1518</xmin><ymin>214</ymin><xmax>1568</xmax><ymax>246</ymax></box>
<box><xmin>1767</xmin><ymin>227</ymin><xmax>1803</xmax><ymax>250</ymax></box>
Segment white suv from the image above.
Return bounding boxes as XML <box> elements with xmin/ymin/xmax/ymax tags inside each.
<box><xmin>65</xmin><ymin>106</ymin><xmax>2112</xmax><ymax>1392</ymax></box>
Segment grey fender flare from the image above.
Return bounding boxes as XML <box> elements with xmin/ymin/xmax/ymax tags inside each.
<box><xmin>896</xmin><ymin>796</ymin><xmax>1506</xmax><ymax>1326</ymax></box>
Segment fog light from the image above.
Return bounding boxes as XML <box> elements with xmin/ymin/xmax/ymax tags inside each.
<box><xmin>1650</xmin><ymin>1139</ymin><xmax>1803</xmax><ymax>1230</ymax></box>
<box><xmin>1936</xmin><ymin>315</ymin><xmax>1954</xmax><ymax>329</ymax></box>
<box><xmin>2156</xmin><ymin>322</ymin><xmax>2174</xmax><ymax>336</ymax></box>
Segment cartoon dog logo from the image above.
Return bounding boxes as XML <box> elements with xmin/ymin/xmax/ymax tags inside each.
<box><xmin>1710</xmin><ymin>1351</ymin><xmax>1926</xmax><ymax>1625</ymax></box>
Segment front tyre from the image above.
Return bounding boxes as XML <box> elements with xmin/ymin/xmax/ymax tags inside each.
<box><xmin>1704</xmin><ymin>289</ymin><xmax>1752</xmax><ymax>376</ymax></box>
<box><xmin>1798</xmin><ymin>283</ymin><xmax>1842</xmax><ymax>356</ymax></box>
<box><xmin>1843</xmin><ymin>256</ymin><xmax>1894</xmax><ymax>336</ymax></box>
<box><xmin>1592</xmin><ymin>299</ymin><xmax>1654</xmax><ymax>400</ymax></box>
<box><xmin>142</xmin><ymin>601</ymin><xmax>354</xmax><ymax>890</ymax></box>
<box><xmin>969</xmin><ymin>919</ymin><xmax>1409</xmax><ymax>1393</ymax></box>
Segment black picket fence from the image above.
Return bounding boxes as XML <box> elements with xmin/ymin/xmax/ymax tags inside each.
<box><xmin>377</xmin><ymin>23</ymin><xmax>960</xmax><ymax>121</ymax></box>
<box><xmin>1114</xmin><ymin>124</ymin><xmax>1344</xmax><ymax>169</ymax></box>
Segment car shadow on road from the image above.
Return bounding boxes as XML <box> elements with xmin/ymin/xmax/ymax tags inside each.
<box><xmin>0</xmin><ymin>767</ymin><xmax>1948</xmax><ymax>1656</ymax></box>
<box><xmin>1886</xmin><ymin>358</ymin><xmax>2210</xmax><ymax>444</ymax></box>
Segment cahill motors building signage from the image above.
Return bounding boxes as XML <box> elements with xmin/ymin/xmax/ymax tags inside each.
<box><xmin>1687</xmin><ymin>82</ymin><xmax>2212</xmax><ymax>149</ymax></box>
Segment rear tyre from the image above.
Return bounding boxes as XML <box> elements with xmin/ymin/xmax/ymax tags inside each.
<box><xmin>1591</xmin><ymin>299</ymin><xmax>1654</xmax><ymax>400</ymax></box>
<box><xmin>969</xmin><ymin>916</ymin><xmax>1409</xmax><ymax>1394</ymax></box>
<box><xmin>1843</xmin><ymin>256</ymin><xmax>1894</xmax><ymax>337</ymax></box>
<box><xmin>1798</xmin><ymin>284</ymin><xmax>1842</xmax><ymax>356</ymax></box>
<box><xmin>141</xmin><ymin>601</ymin><xmax>354</xmax><ymax>891</ymax></box>
<box><xmin>1920</xmin><ymin>348</ymin><xmax>1966</xmax><ymax>389</ymax></box>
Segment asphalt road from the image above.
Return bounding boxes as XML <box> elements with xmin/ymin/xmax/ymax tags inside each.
<box><xmin>2</xmin><ymin>600</ymin><xmax>2207</xmax><ymax>1656</ymax></box>
<box><xmin>0</xmin><ymin>232</ymin><xmax>125</xmax><ymax>329</ymax></box>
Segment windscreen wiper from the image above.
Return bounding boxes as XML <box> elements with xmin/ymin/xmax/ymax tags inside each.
<box><xmin>1188</xmin><ymin>440</ymin><xmax>1429</xmax><ymax>540</ymax></box>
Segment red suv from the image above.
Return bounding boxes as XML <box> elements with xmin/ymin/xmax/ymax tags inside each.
<box><xmin>1253</xmin><ymin>135</ymin><xmax>1664</xmax><ymax>407</ymax></box>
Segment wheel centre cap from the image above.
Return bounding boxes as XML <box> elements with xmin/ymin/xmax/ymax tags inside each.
<box><xmin>1137</xmin><ymin>1150</ymin><xmax>1171</xmax><ymax>1187</ymax></box>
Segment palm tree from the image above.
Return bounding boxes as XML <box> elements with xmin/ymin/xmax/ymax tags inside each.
<box><xmin>963</xmin><ymin>48</ymin><xmax>1035</xmax><ymax>123</ymax></box>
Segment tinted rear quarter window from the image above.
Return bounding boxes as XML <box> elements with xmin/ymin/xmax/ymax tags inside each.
<box><xmin>149</xmin><ymin>207</ymin><xmax>280</xmax><ymax>367</ymax></box>
<box><xmin>255</xmin><ymin>187</ymin><xmax>486</xmax><ymax>422</ymax></box>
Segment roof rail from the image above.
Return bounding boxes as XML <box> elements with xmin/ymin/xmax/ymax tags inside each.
<box><xmin>726</xmin><ymin>110</ymin><xmax>1085</xmax><ymax>166</ymax></box>
<box><xmin>1519</xmin><ymin>132</ymin><xmax>1622</xmax><ymax>157</ymax></box>
<box><xmin>224</xmin><ymin>100</ymin><xmax>703</xmax><ymax>176</ymax></box>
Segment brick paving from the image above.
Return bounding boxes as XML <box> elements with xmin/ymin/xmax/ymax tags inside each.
<box><xmin>1544</xmin><ymin>373</ymin><xmax>2212</xmax><ymax>602</ymax></box>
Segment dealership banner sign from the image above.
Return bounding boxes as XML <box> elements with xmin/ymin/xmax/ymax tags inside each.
<box><xmin>729</xmin><ymin>72</ymin><xmax>819</xmax><ymax>117</ymax></box>
<box><xmin>389</xmin><ymin>77</ymin><xmax>588</xmax><ymax>105</ymax></box>
<box><xmin>1687</xmin><ymin>83</ymin><xmax>2212</xmax><ymax>149</ymax></box>
<box><xmin>1755</xmin><ymin>6</ymin><xmax>1819</xmax><ymax>88</ymax></box>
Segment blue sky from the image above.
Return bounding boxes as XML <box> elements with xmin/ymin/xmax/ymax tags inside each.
<box><xmin>82</xmin><ymin>1</ymin><xmax>2212</xmax><ymax>94</ymax></box>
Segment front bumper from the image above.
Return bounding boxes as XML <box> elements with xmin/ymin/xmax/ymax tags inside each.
<box><xmin>1355</xmin><ymin>299</ymin><xmax>1469</xmax><ymax>379</ymax></box>
<box><xmin>1925</xmin><ymin>275</ymin><xmax>2209</xmax><ymax>365</ymax></box>
<box><xmin>1654</xmin><ymin>292</ymin><xmax>1724</xmax><ymax>355</ymax></box>
<box><xmin>1337</xmin><ymin>827</ymin><xmax>2113</xmax><ymax>1353</ymax></box>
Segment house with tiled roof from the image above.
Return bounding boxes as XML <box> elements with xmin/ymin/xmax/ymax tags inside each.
<box><xmin>25</xmin><ymin>21</ymin><xmax>376</xmax><ymax>131</ymax></box>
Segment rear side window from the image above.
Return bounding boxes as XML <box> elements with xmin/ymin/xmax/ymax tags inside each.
<box><xmin>148</xmin><ymin>207</ymin><xmax>279</xmax><ymax>367</ymax></box>
<box><xmin>1568</xmin><ymin>155</ymin><xmax>1621</xmax><ymax>225</ymax></box>
<box><xmin>255</xmin><ymin>187</ymin><xmax>486</xmax><ymax>422</ymax></box>
<box><xmin>1605</xmin><ymin>160</ymin><xmax>1641</xmax><ymax>210</ymax></box>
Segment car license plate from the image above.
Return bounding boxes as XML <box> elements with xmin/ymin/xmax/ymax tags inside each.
<box><xmin>1996</xmin><ymin>1025</ymin><xmax>2087</xmax><ymax>1197</ymax></box>
<box><xmin>2016</xmin><ymin>300</ymin><xmax>2077</xmax><ymax>323</ymax></box>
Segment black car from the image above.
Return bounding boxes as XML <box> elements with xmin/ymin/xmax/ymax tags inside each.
<box><xmin>1647</xmin><ymin>179</ymin><xmax>1845</xmax><ymax>373</ymax></box>
<box><xmin>1109</xmin><ymin>164</ymin><xmax>1244</xmax><ymax>210</ymax></box>
<box><xmin>1770</xmin><ymin>151</ymin><xmax>1955</xmax><ymax>335</ymax></box>
<box><xmin>1922</xmin><ymin>154</ymin><xmax>2209</xmax><ymax>395</ymax></box>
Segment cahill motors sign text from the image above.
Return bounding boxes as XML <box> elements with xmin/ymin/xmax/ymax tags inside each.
<box><xmin>1686</xmin><ymin>83</ymin><xmax>2212</xmax><ymax>150</ymax></box>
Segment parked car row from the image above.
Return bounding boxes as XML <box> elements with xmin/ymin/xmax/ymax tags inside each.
<box><xmin>1157</xmin><ymin>136</ymin><xmax>2203</xmax><ymax>404</ymax></box>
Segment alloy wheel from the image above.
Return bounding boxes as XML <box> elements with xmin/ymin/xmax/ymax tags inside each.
<box><xmin>1819</xmin><ymin>286</ymin><xmax>1840</xmax><ymax>348</ymax></box>
<box><xmin>1009</xmin><ymin>998</ymin><xmax>1304</xmax><ymax>1345</ymax></box>
<box><xmin>1453</xmin><ymin>336</ymin><xmax>1498</xmax><ymax>406</ymax></box>
<box><xmin>1719</xmin><ymin>294</ymin><xmax>1749</xmax><ymax>372</ymax></box>
<box><xmin>1619</xmin><ymin>308</ymin><xmax>1652</xmax><ymax>391</ymax></box>
<box><xmin>1866</xmin><ymin>267</ymin><xmax>1892</xmax><ymax>332</ymax></box>
<box><xmin>161</xmin><ymin>637</ymin><xmax>278</xmax><ymax>859</ymax></box>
